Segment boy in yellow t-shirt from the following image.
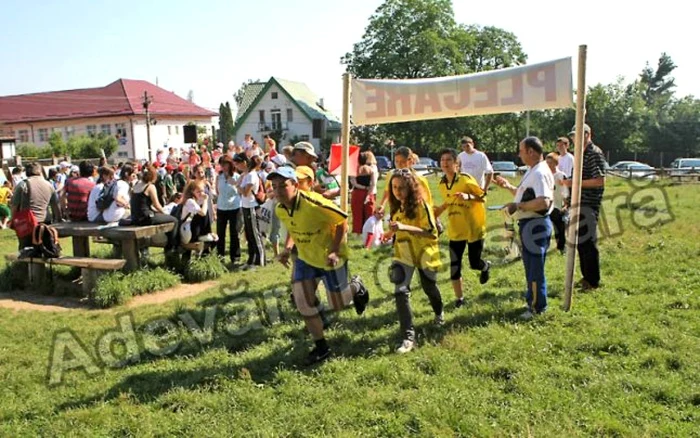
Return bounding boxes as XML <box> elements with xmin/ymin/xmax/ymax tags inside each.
<box><xmin>435</xmin><ymin>149</ymin><xmax>491</xmax><ymax>308</ymax></box>
<box><xmin>269</xmin><ymin>166</ymin><xmax>370</xmax><ymax>366</ymax></box>
<box><xmin>0</xmin><ymin>181</ymin><xmax>12</xmax><ymax>229</ymax></box>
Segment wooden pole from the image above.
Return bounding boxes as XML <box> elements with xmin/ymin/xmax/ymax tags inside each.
<box><xmin>563</xmin><ymin>45</ymin><xmax>587</xmax><ymax>312</ymax></box>
<box><xmin>340</xmin><ymin>73</ymin><xmax>352</xmax><ymax>213</ymax></box>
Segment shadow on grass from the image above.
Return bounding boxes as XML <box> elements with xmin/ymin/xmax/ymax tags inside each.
<box><xmin>57</xmin><ymin>285</ymin><xmax>531</xmax><ymax>410</ymax></box>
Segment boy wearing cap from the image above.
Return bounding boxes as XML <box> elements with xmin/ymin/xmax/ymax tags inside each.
<box><xmin>269</xmin><ymin>166</ymin><xmax>369</xmax><ymax>365</ymax></box>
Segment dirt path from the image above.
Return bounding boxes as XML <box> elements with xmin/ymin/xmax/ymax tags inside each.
<box><xmin>0</xmin><ymin>281</ymin><xmax>219</xmax><ymax>312</ymax></box>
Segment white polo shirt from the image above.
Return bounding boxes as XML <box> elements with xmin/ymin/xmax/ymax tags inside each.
<box><xmin>558</xmin><ymin>152</ymin><xmax>574</xmax><ymax>178</ymax></box>
<box><xmin>457</xmin><ymin>150</ymin><xmax>493</xmax><ymax>188</ymax></box>
<box><xmin>515</xmin><ymin>161</ymin><xmax>554</xmax><ymax>220</ymax></box>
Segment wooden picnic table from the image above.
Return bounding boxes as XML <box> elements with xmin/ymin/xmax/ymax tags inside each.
<box><xmin>51</xmin><ymin>222</ymin><xmax>175</xmax><ymax>272</ymax></box>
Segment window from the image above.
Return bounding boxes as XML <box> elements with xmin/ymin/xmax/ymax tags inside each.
<box><xmin>168</xmin><ymin>126</ymin><xmax>172</xmax><ymax>135</ymax></box>
<box><xmin>38</xmin><ymin>128</ymin><xmax>49</xmax><ymax>142</ymax></box>
<box><xmin>312</xmin><ymin>119</ymin><xmax>324</xmax><ymax>139</ymax></box>
<box><xmin>87</xmin><ymin>125</ymin><xmax>97</xmax><ymax>137</ymax></box>
<box><xmin>101</xmin><ymin>124</ymin><xmax>111</xmax><ymax>135</ymax></box>
<box><xmin>271</xmin><ymin>92</ymin><xmax>278</xmax><ymax>99</ymax></box>
<box><xmin>63</xmin><ymin>126</ymin><xmax>75</xmax><ymax>140</ymax></box>
<box><xmin>17</xmin><ymin>130</ymin><xmax>29</xmax><ymax>143</ymax></box>
<box><xmin>117</xmin><ymin>151</ymin><xmax>128</xmax><ymax>158</ymax></box>
<box><xmin>115</xmin><ymin>123</ymin><xmax>127</xmax><ymax>138</ymax></box>
<box><xmin>271</xmin><ymin>109</ymin><xmax>282</xmax><ymax>130</ymax></box>
<box><xmin>300</xmin><ymin>135</ymin><xmax>310</xmax><ymax>141</ymax></box>
<box><xmin>259</xmin><ymin>110</ymin><xmax>265</xmax><ymax>122</ymax></box>
<box><xmin>175</xmin><ymin>125</ymin><xmax>180</xmax><ymax>135</ymax></box>
<box><xmin>287</xmin><ymin>108</ymin><xmax>293</xmax><ymax>123</ymax></box>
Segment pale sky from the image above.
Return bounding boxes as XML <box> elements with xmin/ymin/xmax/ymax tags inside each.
<box><xmin>0</xmin><ymin>0</ymin><xmax>695</xmax><ymax>118</ymax></box>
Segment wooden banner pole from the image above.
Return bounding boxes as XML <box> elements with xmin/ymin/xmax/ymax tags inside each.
<box><xmin>340</xmin><ymin>73</ymin><xmax>351</xmax><ymax>213</ymax></box>
<box><xmin>563</xmin><ymin>45</ymin><xmax>587</xmax><ymax>312</ymax></box>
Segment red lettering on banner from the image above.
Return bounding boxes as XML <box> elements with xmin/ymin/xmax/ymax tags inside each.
<box><xmin>527</xmin><ymin>65</ymin><xmax>557</xmax><ymax>101</ymax></box>
<box><xmin>385</xmin><ymin>88</ymin><xmax>412</xmax><ymax>117</ymax></box>
<box><xmin>414</xmin><ymin>89</ymin><xmax>441</xmax><ymax>114</ymax></box>
<box><xmin>365</xmin><ymin>85</ymin><xmax>386</xmax><ymax>119</ymax></box>
<box><xmin>474</xmin><ymin>79</ymin><xmax>498</xmax><ymax>108</ymax></box>
<box><xmin>444</xmin><ymin>83</ymin><xmax>470</xmax><ymax>110</ymax></box>
<box><xmin>501</xmin><ymin>74</ymin><xmax>524</xmax><ymax>105</ymax></box>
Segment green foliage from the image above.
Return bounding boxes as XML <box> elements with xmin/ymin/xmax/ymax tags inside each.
<box><xmin>48</xmin><ymin>131</ymin><xmax>67</xmax><ymax>157</ymax></box>
<box><xmin>218</xmin><ymin>102</ymin><xmax>235</xmax><ymax>144</ymax></box>
<box><xmin>0</xmin><ymin>263</ymin><xmax>27</xmax><ymax>291</ymax></box>
<box><xmin>183</xmin><ymin>254</ymin><xmax>226</xmax><ymax>283</ymax></box>
<box><xmin>93</xmin><ymin>268</ymin><xmax>180</xmax><ymax>308</ymax></box>
<box><xmin>67</xmin><ymin>133</ymin><xmax>118</xmax><ymax>159</ymax></box>
<box><xmin>16</xmin><ymin>143</ymin><xmax>53</xmax><ymax>159</ymax></box>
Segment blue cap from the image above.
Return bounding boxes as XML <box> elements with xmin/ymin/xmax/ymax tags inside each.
<box><xmin>267</xmin><ymin>166</ymin><xmax>298</xmax><ymax>182</ymax></box>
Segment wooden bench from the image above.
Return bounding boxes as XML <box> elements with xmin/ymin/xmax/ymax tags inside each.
<box><xmin>6</xmin><ymin>254</ymin><xmax>126</xmax><ymax>295</ymax></box>
<box><xmin>51</xmin><ymin>222</ymin><xmax>175</xmax><ymax>271</ymax></box>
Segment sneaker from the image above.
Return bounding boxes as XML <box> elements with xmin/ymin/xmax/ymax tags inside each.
<box><xmin>455</xmin><ymin>297</ymin><xmax>465</xmax><ymax>308</ymax></box>
<box><xmin>434</xmin><ymin>312</ymin><xmax>445</xmax><ymax>326</ymax></box>
<box><xmin>304</xmin><ymin>346</ymin><xmax>331</xmax><ymax>366</ymax></box>
<box><xmin>396</xmin><ymin>339</ymin><xmax>415</xmax><ymax>354</ymax></box>
<box><xmin>575</xmin><ymin>278</ymin><xmax>597</xmax><ymax>291</ymax></box>
<box><xmin>480</xmin><ymin>261</ymin><xmax>491</xmax><ymax>285</ymax></box>
<box><xmin>351</xmin><ymin>275</ymin><xmax>370</xmax><ymax>315</ymax></box>
<box><xmin>519</xmin><ymin>309</ymin><xmax>535</xmax><ymax>320</ymax></box>
<box><xmin>198</xmin><ymin>233</ymin><xmax>217</xmax><ymax>242</ymax></box>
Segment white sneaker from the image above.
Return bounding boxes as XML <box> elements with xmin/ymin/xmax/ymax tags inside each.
<box><xmin>519</xmin><ymin>310</ymin><xmax>535</xmax><ymax>320</ymax></box>
<box><xmin>396</xmin><ymin>339</ymin><xmax>414</xmax><ymax>354</ymax></box>
<box><xmin>434</xmin><ymin>312</ymin><xmax>445</xmax><ymax>326</ymax></box>
<box><xmin>198</xmin><ymin>233</ymin><xmax>217</xmax><ymax>242</ymax></box>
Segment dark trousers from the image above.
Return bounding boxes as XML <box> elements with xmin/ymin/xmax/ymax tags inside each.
<box><xmin>577</xmin><ymin>206</ymin><xmax>600</xmax><ymax>287</ymax></box>
<box><xmin>390</xmin><ymin>262</ymin><xmax>443</xmax><ymax>342</ymax></box>
<box><xmin>242</xmin><ymin>207</ymin><xmax>265</xmax><ymax>266</ymax></box>
<box><xmin>449</xmin><ymin>239</ymin><xmax>486</xmax><ymax>280</ymax></box>
<box><xmin>550</xmin><ymin>208</ymin><xmax>568</xmax><ymax>252</ymax></box>
<box><xmin>137</xmin><ymin>213</ymin><xmax>177</xmax><ymax>250</ymax></box>
<box><xmin>216</xmin><ymin>208</ymin><xmax>241</xmax><ymax>262</ymax></box>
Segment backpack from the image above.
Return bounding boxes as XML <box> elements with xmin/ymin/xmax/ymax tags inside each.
<box><xmin>96</xmin><ymin>181</ymin><xmax>117</xmax><ymax>211</ymax></box>
<box><xmin>254</xmin><ymin>177</ymin><xmax>266</xmax><ymax>205</ymax></box>
<box><xmin>31</xmin><ymin>223</ymin><xmax>62</xmax><ymax>259</ymax></box>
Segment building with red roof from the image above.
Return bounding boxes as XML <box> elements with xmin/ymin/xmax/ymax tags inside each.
<box><xmin>0</xmin><ymin>79</ymin><xmax>218</xmax><ymax>160</ymax></box>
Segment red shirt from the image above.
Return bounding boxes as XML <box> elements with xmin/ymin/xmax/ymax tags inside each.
<box><xmin>65</xmin><ymin>177</ymin><xmax>95</xmax><ymax>221</ymax></box>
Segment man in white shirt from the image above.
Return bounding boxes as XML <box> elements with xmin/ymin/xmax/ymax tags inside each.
<box><xmin>457</xmin><ymin>136</ymin><xmax>493</xmax><ymax>193</ymax></box>
<box><xmin>494</xmin><ymin>137</ymin><xmax>554</xmax><ymax>320</ymax></box>
<box><xmin>556</xmin><ymin>136</ymin><xmax>575</xmax><ymax>178</ymax></box>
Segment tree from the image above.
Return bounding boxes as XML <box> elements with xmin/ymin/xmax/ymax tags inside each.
<box><xmin>233</xmin><ymin>79</ymin><xmax>261</xmax><ymax>111</ymax></box>
<box><xmin>66</xmin><ymin>134</ymin><xmax>118</xmax><ymax>159</ymax></box>
<box><xmin>48</xmin><ymin>131</ymin><xmax>67</xmax><ymax>157</ymax></box>
<box><xmin>218</xmin><ymin>102</ymin><xmax>235</xmax><ymax>144</ymax></box>
<box><xmin>639</xmin><ymin>53</ymin><xmax>676</xmax><ymax>108</ymax></box>
<box><xmin>341</xmin><ymin>0</ymin><xmax>528</xmax><ymax>154</ymax></box>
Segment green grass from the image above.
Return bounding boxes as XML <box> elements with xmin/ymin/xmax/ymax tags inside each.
<box><xmin>0</xmin><ymin>176</ymin><xmax>698</xmax><ymax>436</ymax></box>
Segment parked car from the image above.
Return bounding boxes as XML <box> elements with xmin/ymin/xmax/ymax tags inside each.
<box><xmin>609</xmin><ymin>161</ymin><xmax>658</xmax><ymax>180</ymax></box>
<box><xmin>375</xmin><ymin>155</ymin><xmax>392</xmax><ymax>171</ymax></box>
<box><xmin>413</xmin><ymin>157</ymin><xmax>437</xmax><ymax>176</ymax></box>
<box><xmin>492</xmin><ymin>161</ymin><xmax>519</xmax><ymax>178</ymax></box>
<box><xmin>668</xmin><ymin>158</ymin><xmax>700</xmax><ymax>176</ymax></box>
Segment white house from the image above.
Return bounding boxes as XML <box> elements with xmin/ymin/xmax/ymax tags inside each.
<box><xmin>0</xmin><ymin>79</ymin><xmax>218</xmax><ymax>161</ymax></box>
<box><xmin>233</xmin><ymin>77</ymin><xmax>341</xmax><ymax>153</ymax></box>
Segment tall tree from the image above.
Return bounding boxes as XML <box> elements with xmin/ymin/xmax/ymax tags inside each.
<box><xmin>639</xmin><ymin>53</ymin><xmax>676</xmax><ymax>108</ymax></box>
<box><xmin>218</xmin><ymin>102</ymin><xmax>235</xmax><ymax>144</ymax></box>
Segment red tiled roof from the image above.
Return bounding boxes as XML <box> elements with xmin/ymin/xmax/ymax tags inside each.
<box><xmin>0</xmin><ymin>79</ymin><xmax>217</xmax><ymax>124</ymax></box>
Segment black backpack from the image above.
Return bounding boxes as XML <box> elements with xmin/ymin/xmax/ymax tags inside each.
<box><xmin>96</xmin><ymin>181</ymin><xmax>117</xmax><ymax>211</ymax></box>
<box><xmin>31</xmin><ymin>223</ymin><xmax>62</xmax><ymax>259</ymax></box>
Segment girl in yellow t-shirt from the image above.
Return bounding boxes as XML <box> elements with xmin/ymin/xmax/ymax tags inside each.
<box><xmin>0</xmin><ymin>181</ymin><xmax>12</xmax><ymax>229</ymax></box>
<box><xmin>386</xmin><ymin>169</ymin><xmax>443</xmax><ymax>354</ymax></box>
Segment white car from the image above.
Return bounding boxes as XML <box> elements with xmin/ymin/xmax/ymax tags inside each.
<box><xmin>609</xmin><ymin>161</ymin><xmax>658</xmax><ymax>179</ymax></box>
<box><xmin>413</xmin><ymin>157</ymin><xmax>436</xmax><ymax>176</ymax></box>
<box><xmin>668</xmin><ymin>158</ymin><xmax>700</xmax><ymax>176</ymax></box>
<box><xmin>492</xmin><ymin>161</ymin><xmax>519</xmax><ymax>178</ymax></box>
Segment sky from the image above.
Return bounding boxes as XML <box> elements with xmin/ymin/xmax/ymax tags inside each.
<box><xmin>0</xmin><ymin>0</ymin><xmax>695</xmax><ymax>119</ymax></box>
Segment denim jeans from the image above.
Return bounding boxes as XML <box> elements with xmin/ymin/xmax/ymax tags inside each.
<box><xmin>518</xmin><ymin>216</ymin><xmax>552</xmax><ymax>313</ymax></box>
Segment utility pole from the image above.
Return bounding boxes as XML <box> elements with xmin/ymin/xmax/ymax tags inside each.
<box><xmin>143</xmin><ymin>91</ymin><xmax>153</xmax><ymax>162</ymax></box>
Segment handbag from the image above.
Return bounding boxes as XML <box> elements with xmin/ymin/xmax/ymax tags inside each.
<box><xmin>10</xmin><ymin>180</ymin><xmax>38</xmax><ymax>238</ymax></box>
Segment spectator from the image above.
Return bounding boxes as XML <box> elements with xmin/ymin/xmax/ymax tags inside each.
<box><xmin>129</xmin><ymin>165</ymin><xmax>177</xmax><ymax>251</ymax></box>
<box><xmin>62</xmin><ymin>161</ymin><xmax>96</xmax><ymax>222</ymax></box>
<box><xmin>546</xmin><ymin>152</ymin><xmax>569</xmax><ymax>254</ymax></box>
<box><xmin>234</xmin><ymin>154</ymin><xmax>265</xmax><ymax>269</ymax></box>
<box><xmin>457</xmin><ymin>136</ymin><xmax>494</xmax><ymax>194</ymax></box>
<box><xmin>216</xmin><ymin>156</ymin><xmax>242</xmax><ymax>264</ymax></box>
<box><xmin>0</xmin><ymin>181</ymin><xmax>12</xmax><ymax>229</ymax></box>
<box><xmin>350</xmin><ymin>152</ymin><xmax>376</xmax><ymax>233</ymax></box>
<box><xmin>10</xmin><ymin>162</ymin><xmax>61</xmax><ymax>249</ymax></box>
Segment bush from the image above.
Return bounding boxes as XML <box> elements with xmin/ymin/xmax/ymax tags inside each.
<box><xmin>0</xmin><ymin>264</ymin><xmax>28</xmax><ymax>291</ymax></box>
<box><xmin>92</xmin><ymin>268</ymin><xmax>180</xmax><ymax>308</ymax></box>
<box><xmin>183</xmin><ymin>254</ymin><xmax>227</xmax><ymax>283</ymax></box>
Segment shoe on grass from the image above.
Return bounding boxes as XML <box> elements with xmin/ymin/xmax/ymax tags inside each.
<box><xmin>396</xmin><ymin>339</ymin><xmax>415</xmax><ymax>354</ymax></box>
<box><xmin>480</xmin><ymin>261</ymin><xmax>491</xmax><ymax>285</ymax></box>
<box><xmin>304</xmin><ymin>346</ymin><xmax>331</xmax><ymax>366</ymax></box>
<box><xmin>351</xmin><ymin>275</ymin><xmax>369</xmax><ymax>315</ymax></box>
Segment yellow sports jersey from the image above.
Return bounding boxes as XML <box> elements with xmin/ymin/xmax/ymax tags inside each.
<box><xmin>438</xmin><ymin>173</ymin><xmax>486</xmax><ymax>242</ymax></box>
<box><xmin>391</xmin><ymin>200</ymin><xmax>441</xmax><ymax>270</ymax></box>
<box><xmin>276</xmin><ymin>190</ymin><xmax>349</xmax><ymax>270</ymax></box>
<box><xmin>0</xmin><ymin>187</ymin><xmax>10</xmax><ymax>205</ymax></box>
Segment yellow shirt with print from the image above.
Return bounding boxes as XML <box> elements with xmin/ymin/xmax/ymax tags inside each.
<box><xmin>0</xmin><ymin>187</ymin><xmax>11</xmax><ymax>205</ymax></box>
<box><xmin>276</xmin><ymin>190</ymin><xmax>349</xmax><ymax>270</ymax></box>
<box><xmin>386</xmin><ymin>169</ymin><xmax>434</xmax><ymax>207</ymax></box>
<box><xmin>438</xmin><ymin>173</ymin><xmax>486</xmax><ymax>242</ymax></box>
<box><xmin>391</xmin><ymin>200</ymin><xmax>441</xmax><ymax>271</ymax></box>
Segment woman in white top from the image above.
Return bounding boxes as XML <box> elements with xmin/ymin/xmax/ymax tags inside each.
<box><xmin>180</xmin><ymin>180</ymin><xmax>217</xmax><ymax>244</ymax></box>
<box><xmin>233</xmin><ymin>154</ymin><xmax>266</xmax><ymax>268</ymax></box>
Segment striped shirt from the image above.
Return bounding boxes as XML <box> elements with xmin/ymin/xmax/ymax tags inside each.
<box><xmin>65</xmin><ymin>177</ymin><xmax>95</xmax><ymax>221</ymax></box>
<box><xmin>580</xmin><ymin>143</ymin><xmax>606</xmax><ymax>208</ymax></box>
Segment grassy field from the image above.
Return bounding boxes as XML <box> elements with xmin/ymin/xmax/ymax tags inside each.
<box><xmin>0</xmin><ymin>176</ymin><xmax>698</xmax><ymax>436</ymax></box>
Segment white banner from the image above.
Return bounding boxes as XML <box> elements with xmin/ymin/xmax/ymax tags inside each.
<box><xmin>351</xmin><ymin>58</ymin><xmax>572</xmax><ymax>126</ymax></box>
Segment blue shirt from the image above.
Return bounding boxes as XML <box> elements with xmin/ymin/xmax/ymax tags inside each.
<box><xmin>217</xmin><ymin>172</ymin><xmax>240</xmax><ymax>210</ymax></box>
